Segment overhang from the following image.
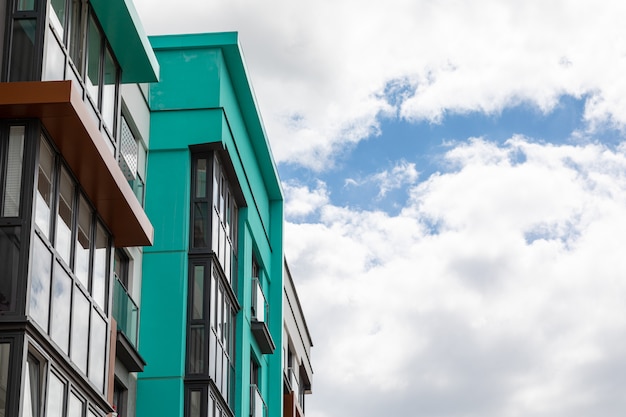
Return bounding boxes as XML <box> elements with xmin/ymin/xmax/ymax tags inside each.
<box><xmin>0</xmin><ymin>81</ymin><xmax>154</xmax><ymax>247</ymax></box>
<box><xmin>91</xmin><ymin>0</ymin><xmax>159</xmax><ymax>83</ymax></box>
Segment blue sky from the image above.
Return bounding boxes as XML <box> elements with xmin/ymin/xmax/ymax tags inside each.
<box><xmin>136</xmin><ymin>1</ymin><xmax>626</xmax><ymax>416</ymax></box>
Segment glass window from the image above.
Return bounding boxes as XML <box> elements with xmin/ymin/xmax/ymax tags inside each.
<box><xmin>22</xmin><ymin>355</ymin><xmax>41</xmax><ymax>417</ymax></box>
<box><xmin>2</xmin><ymin>126</ymin><xmax>25</xmax><ymax>217</ymax></box>
<box><xmin>88</xmin><ymin>311</ymin><xmax>106</xmax><ymax>393</ymax></box>
<box><xmin>46</xmin><ymin>372</ymin><xmax>65</xmax><ymax>417</ymax></box>
<box><xmin>67</xmin><ymin>392</ymin><xmax>84</xmax><ymax>417</ymax></box>
<box><xmin>189</xmin><ymin>390</ymin><xmax>201</xmax><ymax>417</ymax></box>
<box><xmin>192</xmin><ymin>265</ymin><xmax>204</xmax><ymax>320</ymax></box>
<box><xmin>196</xmin><ymin>159</ymin><xmax>207</xmax><ymax>198</ymax></box>
<box><xmin>30</xmin><ymin>237</ymin><xmax>52</xmax><ymax>331</ymax></box>
<box><xmin>0</xmin><ymin>227</ymin><xmax>20</xmax><ymax>312</ymax></box>
<box><xmin>68</xmin><ymin>0</ymin><xmax>83</xmax><ymax>74</ymax></box>
<box><xmin>188</xmin><ymin>326</ymin><xmax>204</xmax><ymax>374</ymax></box>
<box><xmin>50</xmin><ymin>262</ymin><xmax>72</xmax><ymax>354</ymax></box>
<box><xmin>71</xmin><ymin>287</ymin><xmax>89</xmax><ymax>374</ymax></box>
<box><xmin>92</xmin><ymin>221</ymin><xmax>108</xmax><ymax>311</ymax></box>
<box><xmin>55</xmin><ymin>167</ymin><xmax>74</xmax><ymax>265</ymax></box>
<box><xmin>43</xmin><ymin>27</ymin><xmax>65</xmax><ymax>81</ymax></box>
<box><xmin>114</xmin><ymin>249</ymin><xmax>129</xmax><ymax>289</ymax></box>
<box><xmin>85</xmin><ymin>15</ymin><xmax>101</xmax><ymax>104</ymax></box>
<box><xmin>112</xmin><ymin>382</ymin><xmax>126</xmax><ymax>417</ymax></box>
<box><xmin>101</xmin><ymin>47</ymin><xmax>117</xmax><ymax>132</ymax></box>
<box><xmin>35</xmin><ymin>137</ymin><xmax>55</xmax><ymax>239</ymax></box>
<box><xmin>0</xmin><ymin>343</ymin><xmax>10</xmax><ymax>417</ymax></box>
<box><xmin>17</xmin><ymin>0</ymin><xmax>36</xmax><ymax>11</ymax></box>
<box><xmin>193</xmin><ymin>202</ymin><xmax>209</xmax><ymax>249</ymax></box>
<box><xmin>75</xmin><ymin>194</ymin><xmax>91</xmax><ymax>288</ymax></box>
<box><xmin>50</xmin><ymin>0</ymin><xmax>66</xmax><ymax>35</ymax></box>
<box><xmin>9</xmin><ymin>19</ymin><xmax>37</xmax><ymax>81</ymax></box>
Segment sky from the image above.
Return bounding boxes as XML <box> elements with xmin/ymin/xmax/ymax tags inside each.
<box><xmin>134</xmin><ymin>1</ymin><xmax>626</xmax><ymax>416</ymax></box>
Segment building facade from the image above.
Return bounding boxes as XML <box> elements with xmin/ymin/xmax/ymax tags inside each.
<box><xmin>0</xmin><ymin>0</ymin><xmax>157</xmax><ymax>416</ymax></box>
<box><xmin>283</xmin><ymin>261</ymin><xmax>313</xmax><ymax>417</ymax></box>
<box><xmin>137</xmin><ymin>33</ymin><xmax>284</xmax><ymax>417</ymax></box>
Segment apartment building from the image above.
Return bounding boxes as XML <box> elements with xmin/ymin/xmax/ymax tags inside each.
<box><xmin>137</xmin><ymin>32</ymin><xmax>284</xmax><ymax>417</ymax></box>
<box><xmin>0</xmin><ymin>0</ymin><xmax>157</xmax><ymax>417</ymax></box>
<box><xmin>283</xmin><ymin>261</ymin><xmax>313</xmax><ymax>417</ymax></box>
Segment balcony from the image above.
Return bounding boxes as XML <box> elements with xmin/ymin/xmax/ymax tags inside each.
<box><xmin>250</xmin><ymin>384</ymin><xmax>267</xmax><ymax>417</ymax></box>
<box><xmin>112</xmin><ymin>276</ymin><xmax>145</xmax><ymax>372</ymax></box>
<box><xmin>251</xmin><ymin>278</ymin><xmax>275</xmax><ymax>354</ymax></box>
<box><xmin>283</xmin><ymin>367</ymin><xmax>305</xmax><ymax>417</ymax></box>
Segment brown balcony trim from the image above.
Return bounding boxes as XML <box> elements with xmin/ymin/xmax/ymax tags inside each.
<box><xmin>0</xmin><ymin>81</ymin><xmax>153</xmax><ymax>246</ymax></box>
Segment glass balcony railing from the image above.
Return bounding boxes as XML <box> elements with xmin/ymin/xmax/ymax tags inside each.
<box><xmin>252</xmin><ymin>278</ymin><xmax>268</xmax><ymax>323</ymax></box>
<box><xmin>250</xmin><ymin>384</ymin><xmax>267</xmax><ymax>417</ymax></box>
<box><xmin>112</xmin><ymin>276</ymin><xmax>139</xmax><ymax>348</ymax></box>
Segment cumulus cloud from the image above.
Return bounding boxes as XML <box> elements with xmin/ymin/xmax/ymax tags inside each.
<box><xmin>285</xmin><ymin>137</ymin><xmax>626</xmax><ymax>417</ymax></box>
<box><xmin>136</xmin><ymin>0</ymin><xmax>626</xmax><ymax>169</ymax></box>
<box><xmin>283</xmin><ymin>180</ymin><xmax>329</xmax><ymax>219</ymax></box>
<box><xmin>344</xmin><ymin>160</ymin><xmax>420</xmax><ymax>198</ymax></box>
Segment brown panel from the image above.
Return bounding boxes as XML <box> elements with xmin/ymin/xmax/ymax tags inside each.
<box><xmin>0</xmin><ymin>81</ymin><xmax>153</xmax><ymax>246</ymax></box>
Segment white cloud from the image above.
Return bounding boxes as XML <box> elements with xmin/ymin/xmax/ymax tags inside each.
<box><xmin>285</xmin><ymin>137</ymin><xmax>626</xmax><ymax>417</ymax></box>
<box><xmin>283</xmin><ymin>180</ymin><xmax>329</xmax><ymax>219</ymax></box>
<box><xmin>345</xmin><ymin>159</ymin><xmax>419</xmax><ymax>198</ymax></box>
<box><xmin>136</xmin><ymin>0</ymin><xmax>626</xmax><ymax>169</ymax></box>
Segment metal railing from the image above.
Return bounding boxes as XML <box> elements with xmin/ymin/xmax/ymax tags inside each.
<box><xmin>112</xmin><ymin>276</ymin><xmax>139</xmax><ymax>348</ymax></box>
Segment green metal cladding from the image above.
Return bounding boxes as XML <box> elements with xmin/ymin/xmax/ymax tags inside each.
<box><xmin>138</xmin><ymin>32</ymin><xmax>284</xmax><ymax>417</ymax></box>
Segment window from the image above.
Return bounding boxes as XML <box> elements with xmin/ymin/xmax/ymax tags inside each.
<box><xmin>2</xmin><ymin>126</ymin><xmax>25</xmax><ymax>217</ymax></box>
<box><xmin>29</xmin><ymin>135</ymin><xmax>112</xmax><ymax>394</ymax></box>
<box><xmin>46</xmin><ymin>372</ymin><xmax>66</xmax><ymax>417</ymax></box>
<box><xmin>113</xmin><ymin>381</ymin><xmax>127</xmax><ymax>417</ymax></box>
<box><xmin>119</xmin><ymin>115</ymin><xmax>146</xmax><ymax>206</ymax></box>
<box><xmin>0</xmin><ymin>343</ymin><xmax>11</xmax><ymax>417</ymax></box>
<box><xmin>22</xmin><ymin>354</ymin><xmax>43</xmax><ymax>417</ymax></box>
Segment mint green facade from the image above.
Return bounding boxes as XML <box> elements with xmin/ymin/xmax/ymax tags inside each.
<box><xmin>139</xmin><ymin>32</ymin><xmax>284</xmax><ymax>417</ymax></box>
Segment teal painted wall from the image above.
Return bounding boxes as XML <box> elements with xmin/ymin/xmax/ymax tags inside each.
<box><xmin>139</xmin><ymin>32</ymin><xmax>284</xmax><ymax>417</ymax></box>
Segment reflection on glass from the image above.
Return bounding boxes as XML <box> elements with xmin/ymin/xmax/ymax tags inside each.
<box><xmin>2</xmin><ymin>126</ymin><xmax>25</xmax><ymax>217</ymax></box>
<box><xmin>92</xmin><ymin>222</ymin><xmax>108</xmax><ymax>311</ymax></box>
<box><xmin>68</xmin><ymin>0</ymin><xmax>83</xmax><ymax>74</ymax></box>
<box><xmin>71</xmin><ymin>287</ymin><xmax>89</xmax><ymax>373</ymax></box>
<box><xmin>30</xmin><ymin>237</ymin><xmax>52</xmax><ymax>330</ymax></box>
<box><xmin>75</xmin><ymin>195</ymin><xmax>91</xmax><ymax>288</ymax></box>
<box><xmin>88</xmin><ymin>311</ymin><xmax>106</xmax><ymax>393</ymax></box>
<box><xmin>193</xmin><ymin>202</ymin><xmax>208</xmax><ymax>248</ymax></box>
<box><xmin>17</xmin><ymin>0</ymin><xmax>35</xmax><ymax>11</ymax></box>
<box><xmin>9</xmin><ymin>19</ymin><xmax>36</xmax><ymax>81</ymax></box>
<box><xmin>0</xmin><ymin>227</ymin><xmax>20</xmax><ymax>312</ymax></box>
<box><xmin>50</xmin><ymin>0</ymin><xmax>66</xmax><ymax>35</ymax></box>
<box><xmin>43</xmin><ymin>28</ymin><xmax>65</xmax><ymax>81</ymax></box>
<box><xmin>36</xmin><ymin>137</ymin><xmax>54</xmax><ymax>238</ymax></box>
<box><xmin>190</xmin><ymin>390</ymin><xmax>201</xmax><ymax>417</ymax></box>
<box><xmin>0</xmin><ymin>343</ymin><xmax>10</xmax><ymax>417</ymax></box>
<box><xmin>85</xmin><ymin>15</ymin><xmax>101</xmax><ymax>104</ymax></box>
<box><xmin>67</xmin><ymin>392</ymin><xmax>84</xmax><ymax>417</ymax></box>
<box><xmin>55</xmin><ymin>167</ymin><xmax>74</xmax><ymax>265</ymax></box>
<box><xmin>50</xmin><ymin>262</ymin><xmax>72</xmax><ymax>354</ymax></box>
<box><xmin>189</xmin><ymin>326</ymin><xmax>204</xmax><ymax>374</ymax></box>
<box><xmin>192</xmin><ymin>265</ymin><xmax>204</xmax><ymax>320</ymax></box>
<box><xmin>101</xmin><ymin>47</ymin><xmax>117</xmax><ymax>131</ymax></box>
<box><xmin>22</xmin><ymin>355</ymin><xmax>40</xmax><ymax>417</ymax></box>
<box><xmin>46</xmin><ymin>372</ymin><xmax>65</xmax><ymax>417</ymax></box>
<box><xmin>196</xmin><ymin>159</ymin><xmax>207</xmax><ymax>198</ymax></box>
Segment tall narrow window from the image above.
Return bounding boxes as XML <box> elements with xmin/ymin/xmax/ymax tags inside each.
<box><xmin>75</xmin><ymin>194</ymin><xmax>91</xmax><ymax>288</ymax></box>
<box><xmin>55</xmin><ymin>167</ymin><xmax>74</xmax><ymax>265</ymax></box>
<box><xmin>85</xmin><ymin>15</ymin><xmax>101</xmax><ymax>104</ymax></box>
<box><xmin>50</xmin><ymin>262</ymin><xmax>72</xmax><ymax>354</ymax></box>
<box><xmin>46</xmin><ymin>372</ymin><xmax>66</xmax><ymax>417</ymax></box>
<box><xmin>2</xmin><ymin>126</ymin><xmax>25</xmax><ymax>217</ymax></box>
<box><xmin>92</xmin><ymin>221</ymin><xmax>108</xmax><ymax>311</ymax></box>
<box><xmin>71</xmin><ymin>287</ymin><xmax>89</xmax><ymax>374</ymax></box>
<box><xmin>22</xmin><ymin>354</ymin><xmax>42</xmax><ymax>417</ymax></box>
<box><xmin>68</xmin><ymin>0</ymin><xmax>84</xmax><ymax>73</ymax></box>
<box><xmin>88</xmin><ymin>311</ymin><xmax>106</xmax><ymax>393</ymax></box>
<box><xmin>0</xmin><ymin>343</ymin><xmax>11</xmax><ymax>417</ymax></box>
<box><xmin>9</xmin><ymin>19</ymin><xmax>37</xmax><ymax>81</ymax></box>
<box><xmin>35</xmin><ymin>137</ymin><xmax>55</xmax><ymax>239</ymax></box>
<box><xmin>17</xmin><ymin>0</ymin><xmax>36</xmax><ymax>11</ymax></box>
<box><xmin>67</xmin><ymin>392</ymin><xmax>84</xmax><ymax>417</ymax></box>
<box><xmin>30</xmin><ymin>236</ymin><xmax>52</xmax><ymax>330</ymax></box>
<box><xmin>101</xmin><ymin>47</ymin><xmax>118</xmax><ymax>132</ymax></box>
<box><xmin>50</xmin><ymin>0</ymin><xmax>66</xmax><ymax>35</ymax></box>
